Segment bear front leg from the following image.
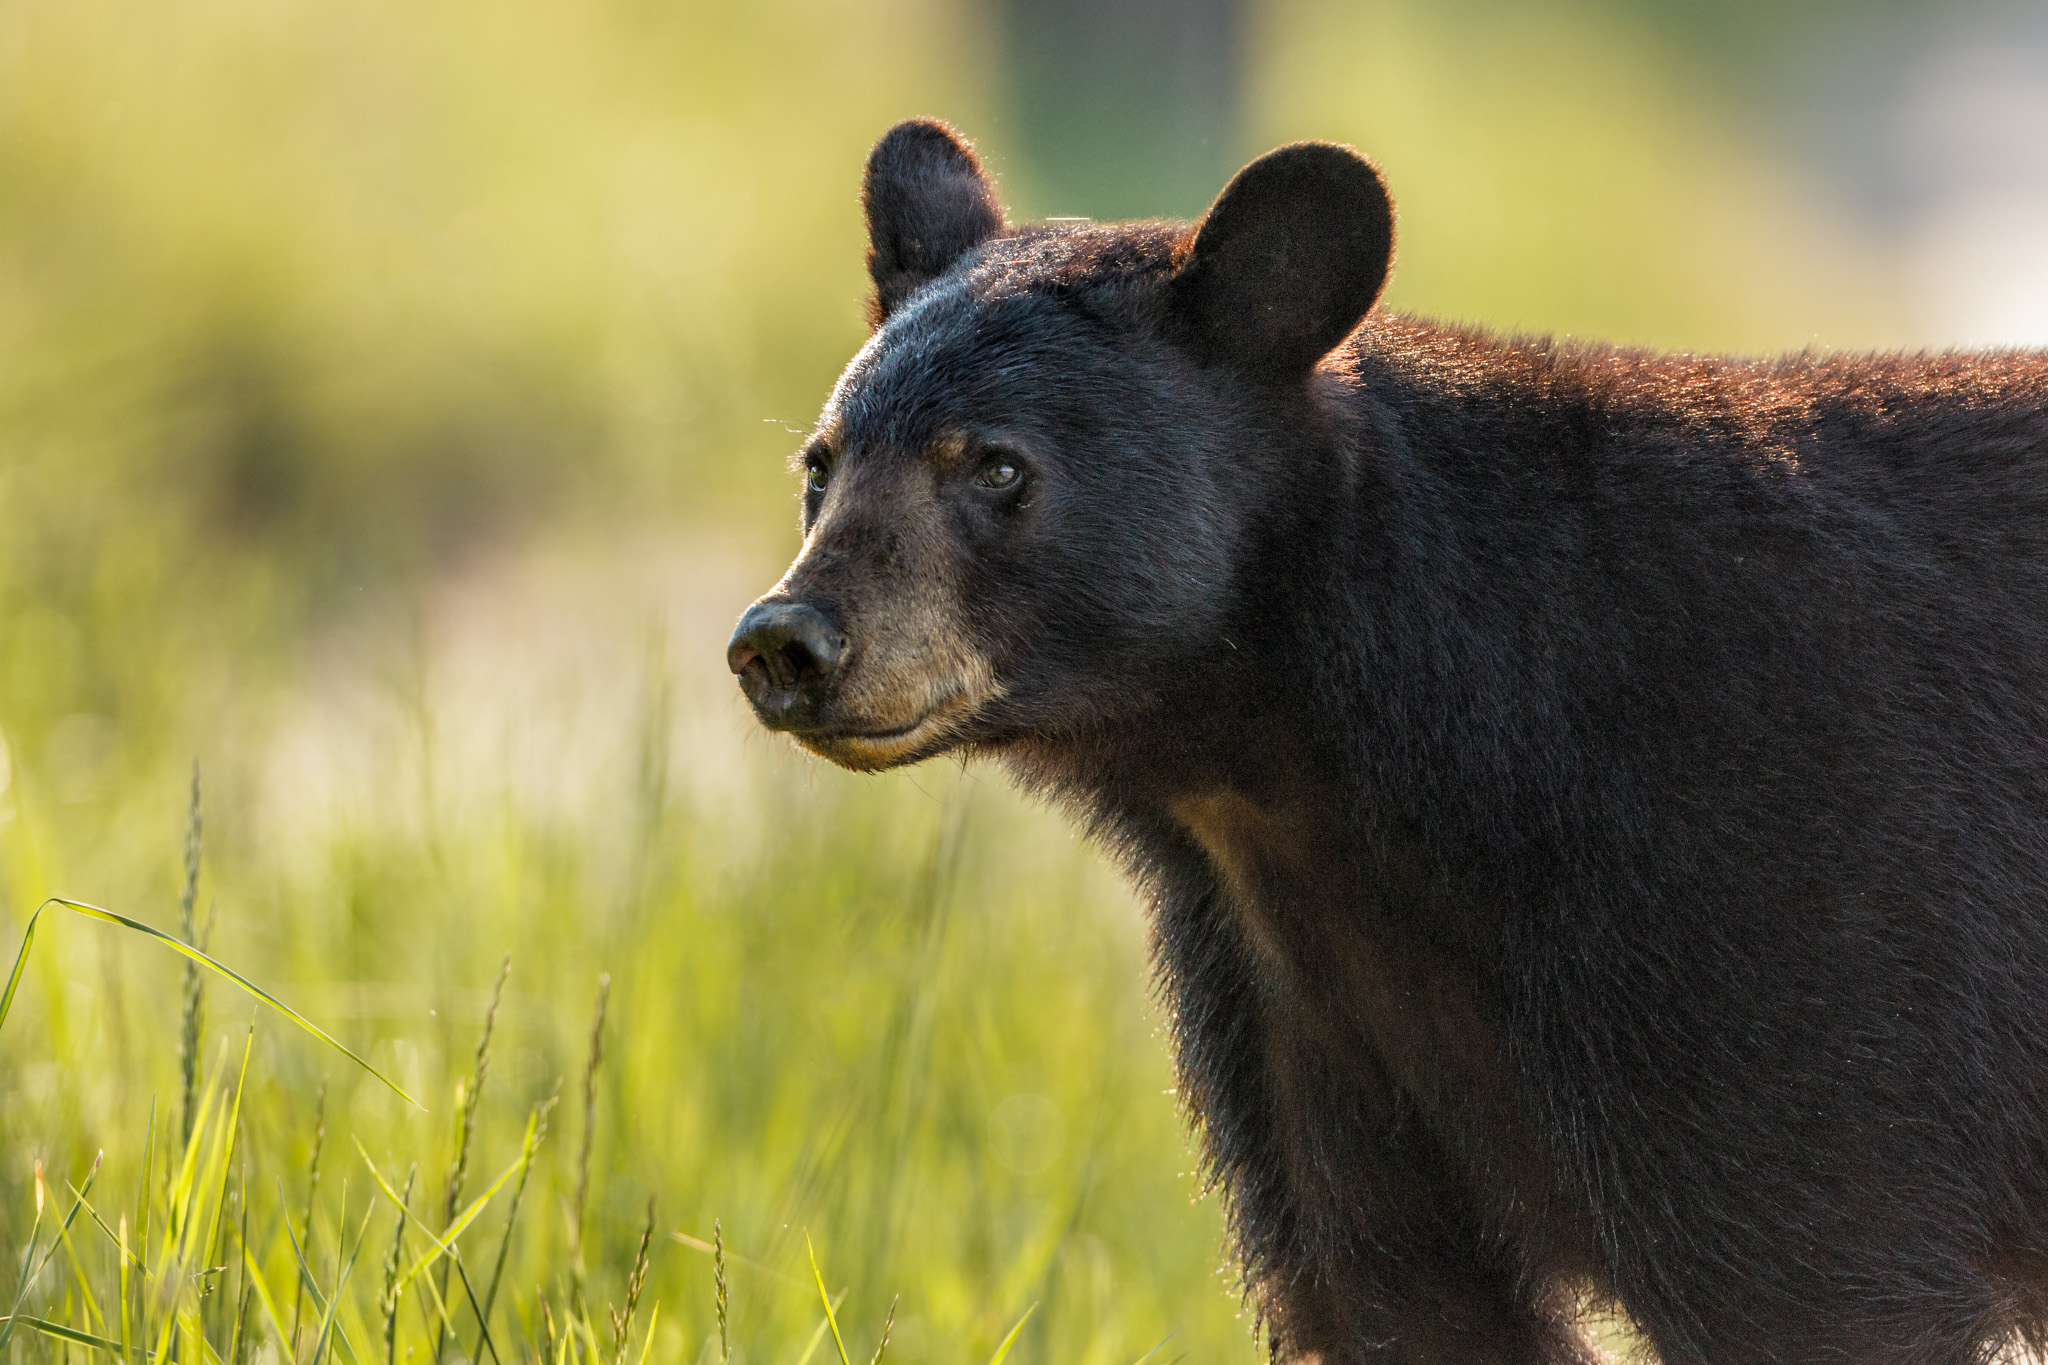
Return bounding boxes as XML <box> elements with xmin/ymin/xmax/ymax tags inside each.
<box><xmin>1257</xmin><ymin>1240</ymin><xmax>1599</xmax><ymax>1365</ymax></box>
<box><xmin>1186</xmin><ymin>991</ymin><xmax>1597</xmax><ymax>1363</ymax></box>
<box><xmin>1244</xmin><ymin>1077</ymin><xmax>1601</xmax><ymax>1365</ymax></box>
<box><xmin>1153</xmin><ymin>854</ymin><xmax>1598</xmax><ymax>1364</ymax></box>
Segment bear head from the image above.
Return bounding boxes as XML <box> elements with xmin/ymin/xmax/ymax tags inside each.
<box><xmin>729</xmin><ymin>118</ymin><xmax>1394</xmax><ymax>773</ymax></box>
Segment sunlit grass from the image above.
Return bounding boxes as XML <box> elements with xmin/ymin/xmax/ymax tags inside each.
<box><xmin>2</xmin><ymin>908</ymin><xmax>1060</xmax><ymax>1365</ymax></box>
<box><xmin>0</xmin><ymin>574</ymin><xmax>1249</xmax><ymax>1361</ymax></box>
<box><xmin>0</xmin><ymin>775</ymin><xmax>1241</xmax><ymax>1362</ymax></box>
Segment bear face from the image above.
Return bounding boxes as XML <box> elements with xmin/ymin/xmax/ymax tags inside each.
<box><xmin>730</xmin><ymin>119</ymin><xmax>1395</xmax><ymax>774</ymax></box>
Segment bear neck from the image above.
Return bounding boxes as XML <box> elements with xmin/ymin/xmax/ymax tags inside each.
<box><xmin>1006</xmin><ymin>315</ymin><xmax>1655</xmax><ymax>952</ymax></box>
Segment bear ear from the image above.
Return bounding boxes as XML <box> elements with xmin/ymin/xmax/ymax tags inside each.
<box><xmin>1167</xmin><ymin>142</ymin><xmax>1394</xmax><ymax>381</ymax></box>
<box><xmin>862</xmin><ymin>118</ymin><xmax>1007</xmax><ymax>325</ymax></box>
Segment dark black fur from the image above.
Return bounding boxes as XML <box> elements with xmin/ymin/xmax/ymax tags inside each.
<box><xmin>735</xmin><ymin>119</ymin><xmax>2048</xmax><ymax>1363</ymax></box>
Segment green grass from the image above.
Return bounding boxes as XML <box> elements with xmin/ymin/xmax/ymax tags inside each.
<box><xmin>0</xmin><ymin>654</ymin><xmax>1249</xmax><ymax>1363</ymax></box>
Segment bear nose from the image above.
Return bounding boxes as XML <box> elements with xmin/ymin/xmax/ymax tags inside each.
<box><xmin>727</xmin><ymin>601</ymin><xmax>849</xmax><ymax>724</ymax></box>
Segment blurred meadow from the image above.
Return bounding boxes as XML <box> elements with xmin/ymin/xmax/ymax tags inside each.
<box><xmin>2</xmin><ymin>0</ymin><xmax>2045</xmax><ymax>1361</ymax></box>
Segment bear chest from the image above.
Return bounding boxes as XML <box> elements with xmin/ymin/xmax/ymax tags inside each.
<box><xmin>1167</xmin><ymin>787</ymin><xmax>1587</xmax><ymax>1252</ymax></box>
<box><xmin>1169</xmin><ymin>788</ymin><xmax>1496</xmax><ymax>1084</ymax></box>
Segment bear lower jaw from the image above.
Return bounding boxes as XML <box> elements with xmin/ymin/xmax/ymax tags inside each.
<box><xmin>788</xmin><ymin>699</ymin><xmax>974</xmax><ymax>772</ymax></box>
<box><xmin>793</xmin><ymin>725</ymin><xmax>940</xmax><ymax>772</ymax></box>
<box><xmin>767</xmin><ymin>663</ymin><xmax>1006</xmax><ymax>771</ymax></box>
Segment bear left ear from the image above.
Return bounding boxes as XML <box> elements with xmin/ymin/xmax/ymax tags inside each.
<box><xmin>862</xmin><ymin>118</ymin><xmax>1007</xmax><ymax>326</ymax></box>
<box><xmin>1168</xmin><ymin>142</ymin><xmax>1394</xmax><ymax>382</ymax></box>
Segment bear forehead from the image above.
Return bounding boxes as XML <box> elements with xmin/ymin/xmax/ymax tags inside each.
<box><xmin>821</xmin><ymin>221</ymin><xmax>1194</xmax><ymax>458</ymax></box>
<box><xmin>962</xmin><ymin>221</ymin><xmax>1185</xmax><ymax>303</ymax></box>
<box><xmin>834</xmin><ymin>257</ymin><xmax>1164</xmax><ymax>439</ymax></box>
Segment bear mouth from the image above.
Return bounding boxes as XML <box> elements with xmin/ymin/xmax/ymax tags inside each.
<box><xmin>836</xmin><ymin>715</ymin><xmax>929</xmax><ymax>741</ymax></box>
<box><xmin>797</xmin><ymin>717</ymin><xmax>942</xmax><ymax>771</ymax></box>
<box><xmin>791</xmin><ymin>687</ymin><xmax>986</xmax><ymax>772</ymax></box>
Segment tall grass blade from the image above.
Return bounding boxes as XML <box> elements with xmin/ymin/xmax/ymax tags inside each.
<box><xmin>471</xmin><ymin>1095</ymin><xmax>557</xmax><ymax>1365</ymax></box>
<box><xmin>608</xmin><ymin>1201</ymin><xmax>653</xmax><ymax>1365</ymax></box>
<box><xmin>803</xmin><ymin>1235</ymin><xmax>851</xmax><ymax>1365</ymax></box>
<box><xmin>436</xmin><ymin>957</ymin><xmax>509</xmax><ymax>1365</ymax></box>
<box><xmin>563</xmin><ymin>1298</ymin><xmax>606</xmax><ymax>1365</ymax></box>
<box><xmin>454</xmin><ymin>1264</ymin><xmax>504</xmax><ymax>1365</ymax></box>
<box><xmin>165</xmin><ymin>1060</ymin><xmax>225</xmax><ymax>1255</ymax></box>
<box><xmin>0</xmin><ymin>908</ymin><xmax>38</xmax><ymax>1039</ymax></box>
<box><xmin>239</xmin><ymin>1241</ymin><xmax>294</xmax><ymax>1352</ymax></box>
<box><xmin>630</xmin><ymin>1303</ymin><xmax>657</xmax><ymax>1365</ymax></box>
<box><xmin>145</xmin><ymin>1252</ymin><xmax>184</xmax><ymax>1365</ymax></box>
<box><xmin>228</xmin><ymin>1159</ymin><xmax>252</xmax><ymax>1365</ymax></box>
<box><xmin>445</xmin><ymin>955</ymin><xmax>509</xmax><ymax>1227</ymax></box>
<box><xmin>138</xmin><ymin>1100</ymin><xmax>156</xmax><ymax>1264</ymax></box>
<box><xmin>356</xmin><ymin>1139</ymin><xmax>528</xmax><ymax>1291</ymax></box>
<box><xmin>278</xmin><ymin>1176</ymin><xmax>334</xmax><ymax>1334</ymax></box>
<box><xmin>1125</xmin><ymin>1330</ymin><xmax>1177</xmax><ymax>1365</ymax></box>
<box><xmin>669</xmin><ymin>1234</ymin><xmax>798</xmax><ymax>1290</ymax></box>
<box><xmin>291</xmin><ymin>1082</ymin><xmax>328</xmax><ymax>1358</ymax></box>
<box><xmin>535</xmin><ymin>1292</ymin><xmax>557</xmax><ymax>1365</ymax></box>
<box><xmin>307</xmin><ymin>1192</ymin><xmax>378</xmax><ymax>1365</ymax></box>
<box><xmin>178</xmin><ymin>761</ymin><xmax>205</xmax><ymax>1150</ymax></box>
<box><xmin>711</xmin><ymin>1221</ymin><xmax>728</xmax><ymax>1365</ymax></box>
<box><xmin>133</xmin><ymin>1102</ymin><xmax>154</xmax><ymax>1360</ymax></box>
<box><xmin>0</xmin><ymin>1152</ymin><xmax>105</xmax><ymax>1356</ymax></box>
<box><xmin>868</xmin><ymin>1296</ymin><xmax>895</xmax><ymax>1365</ymax></box>
<box><xmin>568</xmin><ymin>974</ymin><xmax>609</xmax><ymax>1300</ymax></box>
<box><xmin>277</xmin><ymin>1178</ymin><xmax>371</xmax><ymax>1365</ymax></box>
<box><xmin>56</xmin><ymin>1174</ymin><xmax>111</xmax><ymax>1336</ymax></box>
<box><xmin>789</xmin><ymin>1294</ymin><xmax>845</xmax><ymax>1365</ymax></box>
<box><xmin>0</xmin><ymin>1314</ymin><xmax>153</xmax><ymax>1358</ymax></box>
<box><xmin>204</xmin><ymin>1020</ymin><xmax>259</xmax><ymax>1274</ymax></box>
<box><xmin>0</xmin><ymin>898</ymin><xmax>420</xmax><ymax>1107</ymax></box>
<box><xmin>379</xmin><ymin>1166</ymin><xmax>417</xmax><ymax>1365</ymax></box>
<box><xmin>118</xmin><ymin>1214</ymin><xmax>133</xmax><ymax>1365</ymax></box>
<box><xmin>550</xmin><ymin>1298</ymin><xmax>573</xmax><ymax>1365</ymax></box>
<box><xmin>63</xmin><ymin>1185</ymin><xmax>142</xmax><ymax>1268</ymax></box>
<box><xmin>983</xmin><ymin>1303</ymin><xmax>1037</xmax><ymax>1365</ymax></box>
<box><xmin>231</xmin><ymin>1280</ymin><xmax>253</xmax><ymax>1365</ymax></box>
<box><xmin>402</xmin><ymin>1227</ymin><xmax>470</xmax><ymax>1361</ymax></box>
<box><xmin>354</xmin><ymin>1139</ymin><xmax>513</xmax><ymax>1365</ymax></box>
<box><xmin>0</xmin><ymin>1161</ymin><xmax>48</xmax><ymax>1357</ymax></box>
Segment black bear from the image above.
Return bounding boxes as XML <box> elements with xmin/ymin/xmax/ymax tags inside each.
<box><xmin>727</xmin><ymin>118</ymin><xmax>2048</xmax><ymax>1364</ymax></box>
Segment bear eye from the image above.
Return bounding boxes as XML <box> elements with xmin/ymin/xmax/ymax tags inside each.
<box><xmin>805</xmin><ymin>454</ymin><xmax>831</xmax><ymax>492</ymax></box>
<box><xmin>975</xmin><ymin>457</ymin><xmax>1023</xmax><ymax>491</ymax></box>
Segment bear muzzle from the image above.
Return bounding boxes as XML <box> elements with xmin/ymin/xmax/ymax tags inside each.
<box><xmin>729</xmin><ymin>582</ymin><xmax>1002</xmax><ymax>771</ymax></box>
<box><xmin>727</xmin><ymin>599</ymin><xmax>849</xmax><ymax>730</ymax></box>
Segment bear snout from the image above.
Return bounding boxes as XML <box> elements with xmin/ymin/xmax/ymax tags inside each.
<box><xmin>727</xmin><ymin>599</ymin><xmax>849</xmax><ymax>727</ymax></box>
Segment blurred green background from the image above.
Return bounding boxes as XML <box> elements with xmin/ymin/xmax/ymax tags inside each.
<box><xmin>2</xmin><ymin>0</ymin><xmax>2044</xmax><ymax>1360</ymax></box>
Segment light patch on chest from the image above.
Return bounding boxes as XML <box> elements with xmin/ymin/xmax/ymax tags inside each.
<box><xmin>1171</xmin><ymin>789</ymin><xmax>1598</xmax><ymax>1272</ymax></box>
<box><xmin>1169</xmin><ymin>788</ymin><xmax>1502</xmax><ymax>1088</ymax></box>
<box><xmin>1170</xmin><ymin>788</ymin><xmax>1321</xmax><ymax>973</ymax></box>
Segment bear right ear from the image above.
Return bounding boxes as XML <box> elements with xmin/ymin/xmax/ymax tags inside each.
<box><xmin>1167</xmin><ymin>142</ymin><xmax>1394</xmax><ymax>382</ymax></box>
<box><xmin>862</xmin><ymin>119</ymin><xmax>1007</xmax><ymax>326</ymax></box>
